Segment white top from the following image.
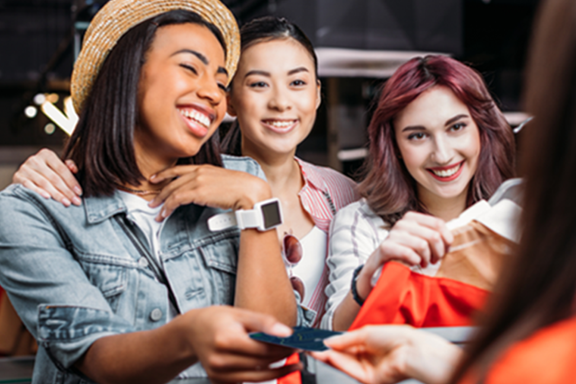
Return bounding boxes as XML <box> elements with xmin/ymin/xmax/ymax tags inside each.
<box><xmin>117</xmin><ymin>191</ymin><xmax>178</xmax><ymax>321</ymax></box>
<box><xmin>290</xmin><ymin>226</ymin><xmax>328</xmax><ymax>313</ymax></box>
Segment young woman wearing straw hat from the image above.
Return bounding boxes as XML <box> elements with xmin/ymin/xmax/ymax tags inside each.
<box><xmin>13</xmin><ymin>16</ymin><xmax>359</xmax><ymax>329</ymax></box>
<box><xmin>0</xmin><ymin>0</ymin><xmax>304</xmax><ymax>382</ymax></box>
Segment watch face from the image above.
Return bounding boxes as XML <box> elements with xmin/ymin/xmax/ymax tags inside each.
<box><xmin>261</xmin><ymin>200</ymin><xmax>282</xmax><ymax>229</ymax></box>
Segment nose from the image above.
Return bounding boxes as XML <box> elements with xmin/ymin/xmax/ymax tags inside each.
<box><xmin>268</xmin><ymin>85</ymin><xmax>291</xmax><ymax>112</ymax></box>
<box><xmin>431</xmin><ymin>135</ymin><xmax>453</xmax><ymax>164</ymax></box>
<box><xmin>196</xmin><ymin>74</ymin><xmax>224</xmax><ymax>106</ymax></box>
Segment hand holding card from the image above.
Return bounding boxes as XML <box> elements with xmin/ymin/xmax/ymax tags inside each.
<box><xmin>250</xmin><ymin>326</ymin><xmax>342</xmax><ymax>351</ymax></box>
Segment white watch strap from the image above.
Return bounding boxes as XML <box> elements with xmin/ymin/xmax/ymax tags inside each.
<box><xmin>235</xmin><ymin>209</ymin><xmax>262</xmax><ymax>229</ymax></box>
<box><xmin>207</xmin><ymin>212</ymin><xmax>237</xmax><ymax>231</ymax></box>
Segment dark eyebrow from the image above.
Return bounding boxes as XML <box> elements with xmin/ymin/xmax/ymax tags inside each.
<box><xmin>172</xmin><ymin>49</ymin><xmax>208</xmax><ymax>65</ymax></box>
<box><xmin>288</xmin><ymin>67</ymin><xmax>309</xmax><ymax>75</ymax></box>
<box><xmin>445</xmin><ymin>114</ymin><xmax>469</xmax><ymax>126</ymax></box>
<box><xmin>401</xmin><ymin>125</ymin><xmax>426</xmax><ymax>133</ymax></box>
<box><xmin>244</xmin><ymin>70</ymin><xmax>270</xmax><ymax>78</ymax></box>
<box><xmin>401</xmin><ymin>114</ymin><xmax>470</xmax><ymax>132</ymax></box>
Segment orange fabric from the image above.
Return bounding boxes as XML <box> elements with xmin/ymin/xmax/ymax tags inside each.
<box><xmin>460</xmin><ymin>316</ymin><xmax>576</xmax><ymax>384</ymax></box>
<box><xmin>277</xmin><ymin>353</ymin><xmax>301</xmax><ymax>384</ymax></box>
<box><xmin>350</xmin><ymin>262</ymin><xmax>489</xmax><ymax>330</ymax></box>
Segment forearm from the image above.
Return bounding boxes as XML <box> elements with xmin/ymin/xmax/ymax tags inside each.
<box><xmin>332</xmin><ymin>292</ymin><xmax>363</xmax><ymax>331</ymax></box>
<box><xmin>234</xmin><ymin>228</ymin><xmax>297</xmax><ymax>326</ymax></box>
<box><xmin>75</xmin><ymin>314</ymin><xmax>197</xmax><ymax>384</ymax></box>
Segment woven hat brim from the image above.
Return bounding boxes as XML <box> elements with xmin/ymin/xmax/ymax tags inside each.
<box><xmin>71</xmin><ymin>0</ymin><xmax>240</xmax><ymax>114</ymax></box>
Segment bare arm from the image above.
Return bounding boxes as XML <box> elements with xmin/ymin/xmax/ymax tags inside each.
<box><xmin>76</xmin><ymin>306</ymin><xmax>298</xmax><ymax>384</ymax></box>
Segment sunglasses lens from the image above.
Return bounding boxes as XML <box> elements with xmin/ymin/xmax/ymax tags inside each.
<box><xmin>290</xmin><ymin>276</ymin><xmax>305</xmax><ymax>302</ymax></box>
<box><xmin>283</xmin><ymin>234</ymin><xmax>303</xmax><ymax>264</ymax></box>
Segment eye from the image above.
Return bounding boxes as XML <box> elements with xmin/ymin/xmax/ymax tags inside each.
<box><xmin>449</xmin><ymin>122</ymin><xmax>467</xmax><ymax>132</ymax></box>
<box><xmin>180</xmin><ymin>64</ymin><xmax>198</xmax><ymax>75</ymax></box>
<box><xmin>407</xmin><ymin>132</ymin><xmax>427</xmax><ymax>141</ymax></box>
<box><xmin>249</xmin><ymin>81</ymin><xmax>268</xmax><ymax>88</ymax></box>
<box><xmin>291</xmin><ymin>79</ymin><xmax>306</xmax><ymax>86</ymax></box>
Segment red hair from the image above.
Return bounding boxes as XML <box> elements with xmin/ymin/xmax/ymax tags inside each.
<box><xmin>359</xmin><ymin>55</ymin><xmax>515</xmax><ymax>225</ymax></box>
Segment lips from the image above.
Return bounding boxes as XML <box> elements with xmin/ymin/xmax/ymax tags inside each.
<box><xmin>426</xmin><ymin>161</ymin><xmax>465</xmax><ymax>182</ymax></box>
<box><xmin>261</xmin><ymin>119</ymin><xmax>298</xmax><ymax>134</ymax></box>
<box><xmin>178</xmin><ymin>106</ymin><xmax>215</xmax><ymax>138</ymax></box>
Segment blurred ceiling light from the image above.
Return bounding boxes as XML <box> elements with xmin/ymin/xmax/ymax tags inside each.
<box><xmin>33</xmin><ymin>93</ymin><xmax>46</xmax><ymax>105</ymax></box>
<box><xmin>47</xmin><ymin>93</ymin><xmax>59</xmax><ymax>104</ymax></box>
<box><xmin>44</xmin><ymin>123</ymin><xmax>56</xmax><ymax>135</ymax></box>
<box><xmin>24</xmin><ymin>106</ymin><xmax>38</xmax><ymax>118</ymax></box>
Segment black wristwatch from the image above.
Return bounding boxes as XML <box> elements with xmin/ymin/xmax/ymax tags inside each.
<box><xmin>351</xmin><ymin>265</ymin><xmax>365</xmax><ymax>306</ymax></box>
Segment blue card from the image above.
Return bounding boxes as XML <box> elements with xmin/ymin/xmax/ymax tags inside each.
<box><xmin>249</xmin><ymin>326</ymin><xmax>342</xmax><ymax>351</ymax></box>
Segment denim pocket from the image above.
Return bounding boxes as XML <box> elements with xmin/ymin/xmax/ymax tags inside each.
<box><xmin>198</xmin><ymin>237</ymin><xmax>238</xmax><ymax>305</ymax></box>
<box><xmin>81</xmin><ymin>263</ymin><xmax>127</xmax><ymax>312</ymax></box>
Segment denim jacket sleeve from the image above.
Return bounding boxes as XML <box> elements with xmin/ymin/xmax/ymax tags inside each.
<box><xmin>0</xmin><ymin>185</ymin><xmax>135</xmax><ymax>370</ymax></box>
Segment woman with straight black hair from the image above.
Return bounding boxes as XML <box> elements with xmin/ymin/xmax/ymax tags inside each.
<box><xmin>0</xmin><ymin>1</ymin><xmax>303</xmax><ymax>383</ymax></box>
<box><xmin>13</xmin><ymin>15</ymin><xmax>359</xmax><ymax>328</ymax></box>
<box><xmin>312</xmin><ymin>0</ymin><xmax>576</xmax><ymax>382</ymax></box>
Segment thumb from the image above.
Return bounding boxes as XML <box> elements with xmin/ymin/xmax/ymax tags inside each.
<box><xmin>237</xmin><ymin>310</ymin><xmax>293</xmax><ymax>338</ymax></box>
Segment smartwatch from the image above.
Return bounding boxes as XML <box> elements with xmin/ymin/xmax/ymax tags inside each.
<box><xmin>208</xmin><ymin>198</ymin><xmax>283</xmax><ymax>232</ymax></box>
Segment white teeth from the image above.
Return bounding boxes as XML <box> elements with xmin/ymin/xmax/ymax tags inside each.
<box><xmin>267</xmin><ymin>120</ymin><xmax>296</xmax><ymax>128</ymax></box>
<box><xmin>431</xmin><ymin>163</ymin><xmax>461</xmax><ymax>177</ymax></box>
<box><xmin>179</xmin><ymin>109</ymin><xmax>211</xmax><ymax>128</ymax></box>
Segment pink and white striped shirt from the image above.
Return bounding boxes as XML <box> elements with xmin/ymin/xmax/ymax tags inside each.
<box><xmin>294</xmin><ymin>157</ymin><xmax>360</xmax><ymax>326</ymax></box>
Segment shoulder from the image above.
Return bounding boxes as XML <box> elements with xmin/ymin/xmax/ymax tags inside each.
<box><xmin>331</xmin><ymin>199</ymin><xmax>388</xmax><ymax>238</ymax></box>
<box><xmin>221</xmin><ymin>154</ymin><xmax>265</xmax><ymax>180</ymax></box>
<box><xmin>298</xmin><ymin>158</ymin><xmax>356</xmax><ymax>188</ymax></box>
<box><xmin>334</xmin><ymin>199</ymin><xmax>382</xmax><ymax>224</ymax></box>
<box><xmin>484</xmin><ymin>316</ymin><xmax>576</xmax><ymax>384</ymax></box>
<box><xmin>296</xmin><ymin>158</ymin><xmax>359</xmax><ymax>206</ymax></box>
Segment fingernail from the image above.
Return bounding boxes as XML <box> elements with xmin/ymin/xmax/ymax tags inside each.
<box><xmin>73</xmin><ymin>186</ymin><xmax>83</xmax><ymax>196</ymax></box>
<box><xmin>72</xmin><ymin>196</ymin><xmax>82</xmax><ymax>206</ymax></box>
<box><xmin>150</xmin><ymin>174</ymin><xmax>157</xmax><ymax>181</ymax></box>
<box><xmin>270</xmin><ymin>323</ymin><xmax>292</xmax><ymax>337</ymax></box>
<box><xmin>41</xmin><ymin>192</ymin><xmax>50</xmax><ymax>199</ymax></box>
<box><xmin>62</xmin><ymin>198</ymin><xmax>71</xmax><ymax>207</ymax></box>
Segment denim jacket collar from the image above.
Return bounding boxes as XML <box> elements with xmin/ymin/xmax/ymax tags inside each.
<box><xmin>84</xmin><ymin>192</ymin><xmax>128</xmax><ymax>224</ymax></box>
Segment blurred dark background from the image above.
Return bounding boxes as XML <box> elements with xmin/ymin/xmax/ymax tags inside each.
<box><xmin>0</xmin><ymin>0</ymin><xmax>539</xmax><ymax>184</ymax></box>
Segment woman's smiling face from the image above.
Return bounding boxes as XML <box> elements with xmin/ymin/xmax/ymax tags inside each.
<box><xmin>227</xmin><ymin>37</ymin><xmax>320</xmax><ymax>158</ymax></box>
<box><xmin>136</xmin><ymin>22</ymin><xmax>228</xmax><ymax>166</ymax></box>
<box><xmin>393</xmin><ymin>85</ymin><xmax>481</xmax><ymax>211</ymax></box>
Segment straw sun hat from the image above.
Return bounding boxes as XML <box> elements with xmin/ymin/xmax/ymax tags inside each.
<box><xmin>71</xmin><ymin>0</ymin><xmax>240</xmax><ymax>114</ymax></box>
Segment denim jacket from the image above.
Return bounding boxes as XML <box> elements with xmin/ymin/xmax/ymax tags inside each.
<box><xmin>0</xmin><ymin>155</ymin><xmax>313</xmax><ymax>383</ymax></box>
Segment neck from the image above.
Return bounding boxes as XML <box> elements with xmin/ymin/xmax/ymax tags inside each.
<box><xmin>241</xmin><ymin>142</ymin><xmax>302</xmax><ymax>195</ymax></box>
<box><xmin>418</xmin><ymin>187</ymin><xmax>468</xmax><ymax>223</ymax></box>
<box><xmin>127</xmin><ymin>145</ymin><xmax>177</xmax><ymax>201</ymax></box>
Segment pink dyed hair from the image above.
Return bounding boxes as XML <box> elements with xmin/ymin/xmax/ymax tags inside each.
<box><xmin>359</xmin><ymin>55</ymin><xmax>515</xmax><ymax>225</ymax></box>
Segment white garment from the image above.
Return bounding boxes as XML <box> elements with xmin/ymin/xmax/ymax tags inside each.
<box><xmin>117</xmin><ymin>191</ymin><xmax>178</xmax><ymax>321</ymax></box>
<box><xmin>321</xmin><ymin>199</ymin><xmax>389</xmax><ymax>330</ymax></box>
<box><xmin>289</xmin><ymin>226</ymin><xmax>327</xmax><ymax>310</ymax></box>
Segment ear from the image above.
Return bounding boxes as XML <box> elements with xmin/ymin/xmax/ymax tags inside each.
<box><xmin>315</xmin><ymin>79</ymin><xmax>322</xmax><ymax>110</ymax></box>
<box><xmin>226</xmin><ymin>93</ymin><xmax>237</xmax><ymax>117</ymax></box>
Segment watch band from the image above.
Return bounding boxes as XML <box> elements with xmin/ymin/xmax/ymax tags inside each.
<box><xmin>351</xmin><ymin>264</ymin><xmax>365</xmax><ymax>306</ymax></box>
<box><xmin>207</xmin><ymin>198</ymin><xmax>283</xmax><ymax>232</ymax></box>
<box><xmin>207</xmin><ymin>211</ymin><xmax>237</xmax><ymax>231</ymax></box>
